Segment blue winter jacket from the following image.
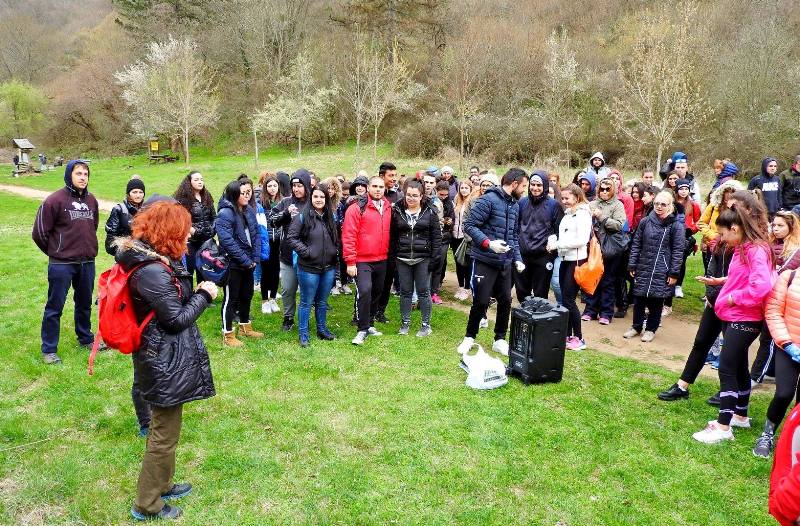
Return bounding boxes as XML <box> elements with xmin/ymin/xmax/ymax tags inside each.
<box><xmin>464</xmin><ymin>186</ymin><xmax>521</xmax><ymax>268</ymax></box>
<box><xmin>216</xmin><ymin>197</ymin><xmax>261</xmax><ymax>269</ymax></box>
<box><xmin>517</xmin><ymin>171</ymin><xmax>564</xmax><ymax>257</ymax></box>
<box><xmin>255</xmin><ymin>203</ymin><xmax>272</xmax><ymax>261</ymax></box>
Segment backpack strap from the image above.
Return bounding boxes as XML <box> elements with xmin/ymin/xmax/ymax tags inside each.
<box><xmin>789</xmin><ymin>270</ymin><xmax>797</xmax><ymax>288</ymax></box>
<box><xmin>117</xmin><ymin>202</ymin><xmax>128</xmax><ymax>216</ymax></box>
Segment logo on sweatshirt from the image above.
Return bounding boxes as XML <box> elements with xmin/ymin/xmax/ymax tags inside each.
<box><xmin>68</xmin><ymin>201</ymin><xmax>93</xmax><ymax>220</ymax></box>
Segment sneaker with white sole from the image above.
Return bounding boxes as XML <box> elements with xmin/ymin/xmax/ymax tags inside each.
<box><xmin>330</xmin><ymin>285</ymin><xmax>341</xmax><ymax>296</ymax></box>
<box><xmin>641</xmin><ymin>330</ymin><xmax>655</xmax><ymax>342</ymax></box>
<box><xmin>479</xmin><ymin>318</ymin><xmax>489</xmax><ymax>329</ymax></box>
<box><xmin>416</xmin><ymin>324</ymin><xmax>433</xmax><ymax>338</ymax></box>
<box><xmin>261</xmin><ymin>301</ymin><xmax>270</xmax><ymax>314</ymax></box>
<box><xmin>692</xmin><ymin>421</ymin><xmax>734</xmax><ymax>444</ymax></box>
<box><xmin>457</xmin><ymin>337</ymin><xmax>474</xmax><ymax>355</ymax></box>
<box><xmin>398</xmin><ymin>322</ymin><xmax>410</xmax><ymax>336</ymax></box>
<box><xmin>623</xmin><ymin>328</ymin><xmax>640</xmax><ymax>339</ymax></box>
<box><xmin>367</xmin><ymin>326</ymin><xmax>383</xmax><ymax>336</ymax></box>
<box><xmin>674</xmin><ymin>285</ymin><xmax>684</xmax><ymax>298</ymax></box>
<box><xmin>492</xmin><ymin>339</ymin><xmax>509</xmax><ymax>356</ymax></box>
<box><xmin>719</xmin><ymin>417</ymin><xmax>751</xmax><ymax>429</ymax></box>
<box><xmin>351</xmin><ymin>331</ymin><xmax>368</xmax><ymax>345</ymax></box>
<box><xmin>341</xmin><ymin>284</ymin><xmax>352</xmax><ymax>295</ymax></box>
<box><xmin>662</xmin><ymin>306</ymin><xmax>673</xmax><ymax>317</ymax></box>
<box><xmin>271</xmin><ymin>299</ymin><xmax>281</xmax><ymax>313</ymax></box>
<box><xmin>566</xmin><ymin>336</ymin><xmax>586</xmax><ymax>351</ymax></box>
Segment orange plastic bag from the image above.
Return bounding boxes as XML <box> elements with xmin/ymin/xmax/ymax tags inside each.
<box><xmin>574</xmin><ymin>236</ymin><xmax>604</xmax><ymax>295</ymax></box>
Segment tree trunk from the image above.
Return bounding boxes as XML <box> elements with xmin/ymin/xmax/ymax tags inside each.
<box><xmin>656</xmin><ymin>144</ymin><xmax>663</xmax><ymax>175</ymax></box>
<box><xmin>183</xmin><ymin>128</ymin><xmax>189</xmax><ymax>165</ymax></box>
<box><xmin>373</xmin><ymin>121</ymin><xmax>379</xmax><ymax>158</ymax></box>
<box><xmin>459</xmin><ymin>113</ymin><xmax>465</xmax><ymax>172</ymax></box>
<box><xmin>253</xmin><ymin>128</ymin><xmax>259</xmax><ymax>170</ymax></box>
<box><xmin>298</xmin><ymin>124</ymin><xmax>302</xmax><ymax>156</ymax></box>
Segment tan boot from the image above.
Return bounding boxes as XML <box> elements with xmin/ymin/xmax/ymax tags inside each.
<box><xmin>238</xmin><ymin>322</ymin><xmax>264</xmax><ymax>338</ymax></box>
<box><xmin>223</xmin><ymin>330</ymin><xmax>244</xmax><ymax>347</ymax></box>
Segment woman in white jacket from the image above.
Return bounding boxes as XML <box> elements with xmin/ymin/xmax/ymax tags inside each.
<box><xmin>555</xmin><ymin>183</ymin><xmax>593</xmax><ymax>350</ymax></box>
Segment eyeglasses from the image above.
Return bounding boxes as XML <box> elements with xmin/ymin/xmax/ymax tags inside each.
<box><xmin>654</xmin><ymin>202</ymin><xmax>669</xmax><ymax>207</ymax></box>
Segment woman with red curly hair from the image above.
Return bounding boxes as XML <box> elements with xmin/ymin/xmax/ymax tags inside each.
<box><xmin>116</xmin><ymin>199</ymin><xmax>218</xmax><ymax>521</ymax></box>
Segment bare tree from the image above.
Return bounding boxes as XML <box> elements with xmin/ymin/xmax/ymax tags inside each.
<box><xmin>338</xmin><ymin>34</ymin><xmax>374</xmax><ymax>159</ymax></box>
<box><xmin>252</xmin><ymin>53</ymin><xmax>337</xmax><ymax>156</ymax></box>
<box><xmin>607</xmin><ymin>1</ymin><xmax>711</xmax><ymax>169</ymax></box>
<box><xmin>116</xmin><ymin>36</ymin><xmax>220</xmax><ymax>164</ymax></box>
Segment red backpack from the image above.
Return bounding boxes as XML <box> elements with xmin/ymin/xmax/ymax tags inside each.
<box><xmin>88</xmin><ymin>261</ymin><xmax>177</xmax><ymax>375</ymax></box>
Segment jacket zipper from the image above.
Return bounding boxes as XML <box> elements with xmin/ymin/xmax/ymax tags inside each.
<box><xmin>646</xmin><ymin>225</ymin><xmax>668</xmax><ymax>297</ymax></box>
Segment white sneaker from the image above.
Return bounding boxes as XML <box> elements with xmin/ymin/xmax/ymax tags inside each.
<box><xmin>693</xmin><ymin>422</ymin><xmax>734</xmax><ymax>444</ymax></box>
<box><xmin>492</xmin><ymin>339</ymin><xmax>509</xmax><ymax>356</ymax></box>
<box><xmin>623</xmin><ymin>328</ymin><xmax>640</xmax><ymax>339</ymax></box>
<box><xmin>330</xmin><ymin>285</ymin><xmax>341</xmax><ymax>296</ymax></box>
<box><xmin>367</xmin><ymin>326</ymin><xmax>383</xmax><ymax>336</ymax></box>
<box><xmin>457</xmin><ymin>337</ymin><xmax>474</xmax><ymax>355</ymax></box>
<box><xmin>341</xmin><ymin>283</ymin><xmax>353</xmax><ymax>295</ymax></box>
<box><xmin>261</xmin><ymin>301</ymin><xmax>270</xmax><ymax>314</ymax></box>
<box><xmin>662</xmin><ymin>306</ymin><xmax>673</xmax><ymax>317</ymax></box>
<box><xmin>719</xmin><ymin>418</ymin><xmax>751</xmax><ymax>429</ymax></box>
<box><xmin>675</xmin><ymin>286</ymin><xmax>684</xmax><ymax>298</ymax></box>
<box><xmin>479</xmin><ymin>318</ymin><xmax>489</xmax><ymax>329</ymax></box>
<box><xmin>352</xmin><ymin>331</ymin><xmax>368</xmax><ymax>345</ymax></box>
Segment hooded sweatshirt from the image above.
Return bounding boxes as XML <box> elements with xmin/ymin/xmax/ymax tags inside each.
<box><xmin>585</xmin><ymin>152</ymin><xmax>611</xmax><ymax>182</ymax></box>
<box><xmin>268</xmin><ymin>168</ymin><xmax>312</xmax><ymax>265</ymax></box>
<box><xmin>32</xmin><ymin>160</ymin><xmax>99</xmax><ymax>263</ymax></box>
<box><xmin>517</xmin><ymin>170</ymin><xmax>564</xmax><ymax>257</ymax></box>
<box><xmin>713</xmin><ymin>161</ymin><xmax>739</xmax><ymax>190</ymax></box>
<box><xmin>577</xmin><ymin>172</ymin><xmax>597</xmax><ymax>201</ymax></box>
<box><xmin>748</xmin><ymin>157</ymin><xmax>781</xmax><ymax>217</ymax></box>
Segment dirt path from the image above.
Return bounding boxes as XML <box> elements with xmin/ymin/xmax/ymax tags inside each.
<box><xmin>0</xmin><ymin>184</ymin><xmax>116</xmax><ymax>212</ymax></box>
<box><xmin>0</xmin><ymin>182</ymin><xmax>753</xmax><ymax>380</ymax></box>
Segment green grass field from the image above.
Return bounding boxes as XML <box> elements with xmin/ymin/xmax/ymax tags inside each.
<box><xmin>0</xmin><ymin>148</ymin><xmax>771</xmax><ymax>525</ymax></box>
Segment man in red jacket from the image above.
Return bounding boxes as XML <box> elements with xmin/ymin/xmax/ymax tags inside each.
<box><xmin>771</xmin><ymin>403</ymin><xmax>800</xmax><ymax>525</ymax></box>
<box><xmin>342</xmin><ymin>176</ymin><xmax>392</xmax><ymax>345</ymax></box>
<box><xmin>31</xmin><ymin>160</ymin><xmax>99</xmax><ymax>364</ymax></box>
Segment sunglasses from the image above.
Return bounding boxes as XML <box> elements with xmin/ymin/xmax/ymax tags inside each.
<box><xmin>598</xmin><ymin>187</ymin><xmax>611</xmax><ymax>192</ymax></box>
<box><xmin>654</xmin><ymin>202</ymin><xmax>669</xmax><ymax>207</ymax></box>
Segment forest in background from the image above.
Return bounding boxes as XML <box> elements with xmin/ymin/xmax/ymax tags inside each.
<box><xmin>1</xmin><ymin>0</ymin><xmax>799</xmax><ymax>172</ymax></box>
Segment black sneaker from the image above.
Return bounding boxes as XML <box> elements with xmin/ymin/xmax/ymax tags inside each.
<box><xmin>613</xmin><ymin>310</ymin><xmax>627</xmax><ymax>319</ymax></box>
<box><xmin>316</xmin><ymin>329</ymin><xmax>336</xmax><ymax>341</ymax></box>
<box><xmin>753</xmin><ymin>433</ymin><xmax>774</xmax><ymax>458</ymax></box>
<box><xmin>281</xmin><ymin>319</ymin><xmax>294</xmax><ymax>332</ymax></box>
<box><xmin>658</xmin><ymin>383</ymin><xmax>689</xmax><ymax>401</ymax></box>
<box><xmin>375</xmin><ymin>312</ymin><xmax>389</xmax><ymax>324</ymax></box>
<box><xmin>161</xmin><ymin>483</ymin><xmax>192</xmax><ymax>501</ymax></box>
<box><xmin>42</xmin><ymin>353</ymin><xmax>62</xmax><ymax>365</ymax></box>
<box><xmin>131</xmin><ymin>504</ymin><xmax>183</xmax><ymax>521</ymax></box>
<box><xmin>707</xmin><ymin>392</ymin><xmax>721</xmax><ymax>406</ymax></box>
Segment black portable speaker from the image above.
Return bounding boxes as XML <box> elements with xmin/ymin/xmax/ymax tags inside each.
<box><xmin>507</xmin><ymin>297</ymin><xmax>568</xmax><ymax>384</ymax></box>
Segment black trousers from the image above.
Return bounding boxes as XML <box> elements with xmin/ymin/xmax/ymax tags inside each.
<box><xmin>451</xmin><ymin>238</ymin><xmax>472</xmax><ymax>288</ymax></box>
<box><xmin>584</xmin><ymin>253</ymin><xmax>622</xmax><ymax>319</ymax></box>
<box><xmin>260</xmin><ymin>239</ymin><xmax>281</xmax><ymax>300</ymax></box>
<box><xmin>766</xmin><ymin>349</ymin><xmax>800</xmax><ymax>425</ymax></box>
<box><xmin>514</xmin><ymin>252</ymin><xmax>554</xmax><ymax>303</ymax></box>
<box><xmin>430</xmin><ymin>242</ymin><xmax>450</xmax><ymax>295</ymax></box>
<box><xmin>631</xmin><ymin>296</ymin><xmax>664</xmax><ymax>333</ymax></box>
<box><xmin>222</xmin><ymin>267</ymin><xmax>254</xmax><ymax>332</ymax></box>
<box><xmin>376</xmin><ymin>259</ymin><xmax>396</xmax><ymax>315</ymax></box>
<box><xmin>717</xmin><ymin>321</ymin><xmax>761</xmax><ymax>426</ymax></box>
<box><xmin>466</xmin><ymin>260</ymin><xmax>512</xmax><ymax>339</ymax></box>
<box><xmin>680</xmin><ymin>305</ymin><xmax>723</xmax><ymax>384</ymax></box>
<box><xmin>614</xmin><ymin>249</ymin><xmax>631</xmax><ymax>311</ymax></box>
<box><xmin>355</xmin><ymin>261</ymin><xmax>387</xmax><ymax>332</ymax></box>
<box><xmin>559</xmin><ymin>260</ymin><xmax>582</xmax><ymax>339</ymax></box>
<box><xmin>750</xmin><ymin>322</ymin><xmax>776</xmax><ymax>382</ymax></box>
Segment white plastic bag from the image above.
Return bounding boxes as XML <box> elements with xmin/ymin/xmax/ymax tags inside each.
<box><xmin>460</xmin><ymin>344</ymin><xmax>508</xmax><ymax>390</ymax></box>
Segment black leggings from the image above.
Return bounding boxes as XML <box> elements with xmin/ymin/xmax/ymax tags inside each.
<box><xmin>451</xmin><ymin>238</ymin><xmax>472</xmax><ymax>288</ymax></box>
<box><xmin>717</xmin><ymin>321</ymin><xmax>761</xmax><ymax>426</ymax></box>
<box><xmin>559</xmin><ymin>260</ymin><xmax>582</xmax><ymax>339</ymax></box>
<box><xmin>260</xmin><ymin>239</ymin><xmax>281</xmax><ymax>300</ymax></box>
<box><xmin>631</xmin><ymin>296</ymin><xmax>664</xmax><ymax>333</ymax></box>
<box><xmin>750</xmin><ymin>323</ymin><xmax>775</xmax><ymax>383</ymax></box>
<box><xmin>766</xmin><ymin>349</ymin><xmax>800</xmax><ymax>426</ymax></box>
<box><xmin>222</xmin><ymin>267</ymin><xmax>254</xmax><ymax>332</ymax></box>
<box><xmin>680</xmin><ymin>305</ymin><xmax>723</xmax><ymax>384</ymax></box>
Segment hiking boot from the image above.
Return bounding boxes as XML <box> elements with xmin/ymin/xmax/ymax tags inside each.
<box><xmin>352</xmin><ymin>331</ymin><xmax>368</xmax><ymax>345</ymax></box>
<box><xmin>623</xmin><ymin>328</ymin><xmax>640</xmax><ymax>339</ymax></box>
<box><xmin>316</xmin><ymin>329</ymin><xmax>336</xmax><ymax>341</ymax></box>
<box><xmin>367</xmin><ymin>326</ymin><xmax>383</xmax><ymax>336</ymax></box>
<box><xmin>416</xmin><ymin>324</ymin><xmax>433</xmax><ymax>338</ymax></box>
<box><xmin>223</xmin><ymin>331</ymin><xmax>244</xmax><ymax>347</ymax></box>
<box><xmin>238</xmin><ymin>322</ymin><xmax>264</xmax><ymax>338</ymax></box>
<box><xmin>299</xmin><ymin>334</ymin><xmax>310</xmax><ymax>348</ymax></box>
<box><xmin>753</xmin><ymin>420</ymin><xmax>776</xmax><ymax>458</ymax></box>
<box><xmin>658</xmin><ymin>383</ymin><xmax>689</xmax><ymax>401</ymax></box>
<box><xmin>707</xmin><ymin>392</ymin><xmax>721</xmax><ymax>406</ymax></box>
<box><xmin>375</xmin><ymin>312</ymin><xmax>389</xmax><ymax>324</ymax></box>
<box><xmin>398</xmin><ymin>322</ymin><xmax>410</xmax><ymax>336</ymax></box>
<box><xmin>161</xmin><ymin>483</ymin><xmax>192</xmax><ymax>501</ymax></box>
<box><xmin>281</xmin><ymin>318</ymin><xmax>294</xmax><ymax>332</ymax></box>
<box><xmin>131</xmin><ymin>504</ymin><xmax>183</xmax><ymax>521</ymax></box>
<box><xmin>613</xmin><ymin>310</ymin><xmax>627</xmax><ymax>319</ymax></box>
<box><xmin>42</xmin><ymin>353</ymin><xmax>62</xmax><ymax>365</ymax></box>
<box><xmin>640</xmin><ymin>330</ymin><xmax>655</xmax><ymax>342</ymax></box>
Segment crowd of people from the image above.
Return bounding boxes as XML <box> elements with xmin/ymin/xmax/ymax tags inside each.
<box><xmin>29</xmin><ymin>152</ymin><xmax>800</xmax><ymax>522</ymax></box>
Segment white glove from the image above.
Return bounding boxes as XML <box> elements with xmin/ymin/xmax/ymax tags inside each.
<box><xmin>546</xmin><ymin>234</ymin><xmax>558</xmax><ymax>252</ymax></box>
<box><xmin>488</xmin><ymin>240</ymin><xmax>511</xmax><ymax>254</ymax></box>
<box><xmin>515</xmin><ymin>261</ymin><xmax>525</xmax><ymax>273</ymax></box>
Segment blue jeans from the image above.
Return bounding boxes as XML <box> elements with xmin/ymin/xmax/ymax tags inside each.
<box><xmin>41</xmin><ymin>261</ymin><xmax>95</xmax><ymax>354</ymax></box>
<box><xmin>550</xmin><ymin>256</ymin><xmax>562</xmax><ymax>305</ymax></box>
<box><xmin>297</xmin><ymin>267</ymin><xmax>336</xmax><ymax>337</ymax></box>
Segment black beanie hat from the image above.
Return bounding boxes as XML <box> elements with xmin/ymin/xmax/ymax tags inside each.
<box><xmin>126</xmin><ymin>178</ymin><xmax>146</xmax><ymax>195</ymax></box>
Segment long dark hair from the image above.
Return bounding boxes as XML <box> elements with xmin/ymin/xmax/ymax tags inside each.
<box><xmin>223</xmin><ymin>179</ymin><xmax>252</xmax><ymax>213</ymax></box>
<box><xmin>715</xmin><ymin>207</ymin><xmax>772</xmax><ymax>266</ymax></box>
<box><xmin>730</xmin><ymin>189</ymin><xmax>769</xmax><ymax>237</ymax></box>
<box><xmin>174</xmin><ymin>171</ymin><xmax>213</xmax><ymax>210</ymax></box>
<box><xmin>237</xmin><ymin>174</ymin><xmax>256</xmax><ymax>209</ymax></box>
<box><xmin>402</xmin><ymin>179</ymin><xmax>429</xmax><ymax>210</ymax></box>
<box><xmin>301</xmin><ymin>184</ymin><xmax>338</xmax><ymax>244</ymax></box>
<box><xmin>260</xmin><ymin>173</ymin><xmax>281</xmax><ymax>208</ymax></box>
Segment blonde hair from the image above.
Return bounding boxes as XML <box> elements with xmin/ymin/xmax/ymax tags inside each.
<box><xmin>773</xmin><ymin>211</ymin><xmax>800</xmax><ymax>259</ymax></box>
<box><xmin>454</xmin><ymin>180</ymin><xmax>476</xmax><ymax>211</ymax></box>
<box><xmin>321</xmin><ymin>177</ymin><xmax>342</xmax><ymax>200</ymax></box>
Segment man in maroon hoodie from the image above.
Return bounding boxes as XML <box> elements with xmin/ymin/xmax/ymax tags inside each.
<box><xmin>32</xmin><ymin>160</ymin><xmax>99</xmax><ymax>364</ymax></box>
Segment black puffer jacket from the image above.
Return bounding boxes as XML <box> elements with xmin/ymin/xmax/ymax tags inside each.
<box><xmin>117</xmin><ymin>239</ymin><xmax>215</xmax><ymax>408</ymax></box>
<box><xmin>268</xmin><ymin>168</ymin><xmax>312</xmax><ymax>265</ymax></box>
<box><xmin>286</xmin><ymin>210</ymin><xmax>339</xmax><ymax>273</ymax></box>
<box><xmin>390</xmin><ymin>201</ymin><xmax>442</xmax><ymax>260</ymax></box>
<box><xmin>705</xmin><ymin>242</ymin><xmax>733</xmax><ymax>305</ymax></box>
<box><xmin>181</xmin><ymin>199</ymin><xmax>215</xmax><ymax>245</ymax></box>
<box><xmin>104</xmin><ymin>199</ymin><xmax>139</xmax><ymax>256</ymax></box>
<box><xmin>628</xmin><ymin>210</ymin><xmax>686</xmax><ymax>298</ymax></box>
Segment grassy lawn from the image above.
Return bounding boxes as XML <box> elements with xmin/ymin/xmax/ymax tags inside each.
<box><xmin>0</xmin><ymin>183</ymin><xmax>774</xmax><ymax>525</ymax></box>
